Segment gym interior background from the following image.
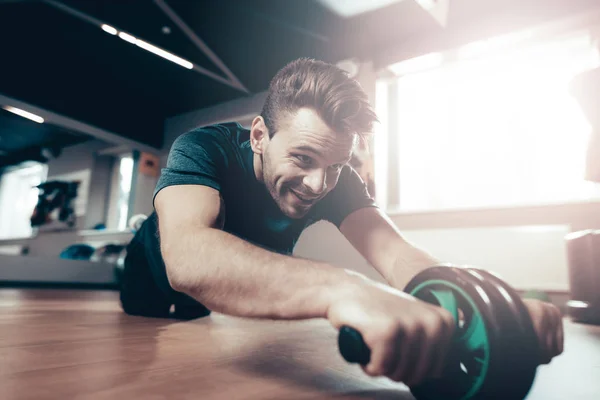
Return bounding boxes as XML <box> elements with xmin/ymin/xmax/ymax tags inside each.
<box><xmin>1</xmin><ymin>0</ymin><xmax>600</xmax><ymax>399</ymax></box>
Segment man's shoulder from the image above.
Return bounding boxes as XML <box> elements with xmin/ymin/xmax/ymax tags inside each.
<box><xmin>166</xmin><ymin>122</ymin><xmax>252</xmax><ymax>174</ymax></box>
<box><xmin>177</xmin><ymin>122</ymin><xmax>249</xmax><ymax>149</ymax></box>
<box><xmin>336</xmin><ymin>164</ymin><xmax>364</xmax><ymax>186</ymax></box>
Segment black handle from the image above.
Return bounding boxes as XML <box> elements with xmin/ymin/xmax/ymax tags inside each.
<box><xmin>338</xmin><ymin>326</ymin><xmax>371</xmax><ymax>365</ymax></box>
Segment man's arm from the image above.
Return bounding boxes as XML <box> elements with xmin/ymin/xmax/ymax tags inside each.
<box><xmin>155</xmin><ymin>184</ymin><xmax>362</xmax><ymax>320</ymax></box>
<box><xmin>156</xmin><ymin>184</ymin><xmax>461</xmax><ymax>384</ymax></box>
<box><xmin>340</xmin><ymin>207</ymin><xmax>565</xmax><ymax>364</ymax></box>
<box><xmin>339</xmin><ymin>207</ymin><xmax>441</xmax><ymax>289</ymax></box>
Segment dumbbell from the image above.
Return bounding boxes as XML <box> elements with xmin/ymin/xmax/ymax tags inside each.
<box><xmin>338</xmin><ymin>265</ymin><xmax>540</xmax><ymax>400</ymax></box>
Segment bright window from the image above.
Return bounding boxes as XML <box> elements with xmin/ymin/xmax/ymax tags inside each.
<box><xmin>105</xmin><ymin>154</ymin><xmax>134</xmax><ymax>231</ymax></box>
<box><xmin>0</xmin><ymin>163</ymin><xmax>48</xmax><ymax>239</ymax></box>
<box><xmin>376</xmin><ymin>29</ymin><xmax>600</xmax><ymax>212</ymax></box>
<box><xmin>117</xmin><ymin>155</ymin><xmax>134</xmax><ymax>231</ymax></box>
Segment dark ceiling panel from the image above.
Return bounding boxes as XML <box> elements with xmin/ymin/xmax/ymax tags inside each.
<box><xmin>58</xmin><ymin>0</ymin><xmax>227</xmax><ymax>76</ymax></box>
<box><xmin>0</xmin><ymin>1</ymin><xmax>256</xmax><ymax>148</ymax></box>
<box><xmin>167</xmin><ymin>0</ymin><xmax>344</xmax><ymax>93</ymax></box>
<box><xmin>0</xmin><ymin>1</ymin><xmax>167</xmax><ymax>148</ymax></box>
<box><xmin>0</xmin><ymin>0</ymin><xmax>368</xmax><ymax>156</ymax></box>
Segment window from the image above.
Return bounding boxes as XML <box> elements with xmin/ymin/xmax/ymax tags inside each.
<box><xmin>375</xmin><ymin>28</ymin><xmax>600</xmax><ymax>213</ymax></box>
<box><xmin>0</xmin><ymin>162</ymin><xmax>48</xmax><ymax>239</ymax></box>
<box><xmin>105</xmin><ymin>154</ymin><xmax>134</xmax><ymax>231</ymax></box>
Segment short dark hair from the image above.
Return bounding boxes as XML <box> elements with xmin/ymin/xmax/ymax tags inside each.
<box><xmin>260</xmin><ymin>58</ymin><xmax>378</xmax><ymax>140</ymax></box>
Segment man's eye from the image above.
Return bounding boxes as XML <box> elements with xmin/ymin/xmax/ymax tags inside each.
<box><xmin>296</xmin><ymin>155</ymin><xmax>313</xmax><ymax>165</ymax></box>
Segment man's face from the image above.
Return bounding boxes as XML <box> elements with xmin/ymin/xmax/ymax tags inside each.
<box><xmin>252</xmin><ymin>108</ymin><xmax>355</xmax><ymax>219</ymax></box>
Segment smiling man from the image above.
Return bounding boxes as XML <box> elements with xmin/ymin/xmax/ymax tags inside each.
<box><xmin>119</xmin><ymin>58</ymin><xmax>563</xmax><ymax>386</ymax></box>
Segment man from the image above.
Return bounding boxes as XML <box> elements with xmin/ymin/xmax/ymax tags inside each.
<box><xmin>120</xmin><ymin>58</ymin><xmax>563</xmax><ymax>386</ymax></box>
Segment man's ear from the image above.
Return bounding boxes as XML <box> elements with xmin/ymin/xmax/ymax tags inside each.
<box><xmin>250</xmin><ymin>116</ymin><xmax>269</xmax><ymax>154</ymax></box>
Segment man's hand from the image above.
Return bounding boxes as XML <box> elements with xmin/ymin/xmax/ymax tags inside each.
<box><xmin>523</xmin><ymin>298</ymin><xmax>564</xmax><ymax>364</ymax></box>
<box><xmin>328</xmin><ymin>275</ymin><xmax>456</xmax><ymax>386</ymax></box>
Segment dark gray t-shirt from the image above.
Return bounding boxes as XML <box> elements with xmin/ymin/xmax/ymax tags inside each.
<box><xmin>135</xmin><ymin>122</ymin><xmax>377</xmax><ymax>296</ymax></box>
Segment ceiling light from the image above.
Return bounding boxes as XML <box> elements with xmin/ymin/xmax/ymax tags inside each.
<box><xmin>116</xmin><ymin>31</ymin><xmax>193</xmax><ymax>70</ymax></box>
<box><xmin>2</xmin><ymin>106</ymin><xmax>44</xmax><ymax>123</ymax></box>
<box><xmin>101</xmin><ymin>24</ymin><xmax>117</xmax><ymax>35</ymax></box>
<box><xmin>118</xmin><ymin>32</ymin><xmax>137</xmax><ymax>44</ymax></box>
<box><xmin>135</xmin><ymin>40</ymin><xmax>193</xmax><ymax>69</ymax></box>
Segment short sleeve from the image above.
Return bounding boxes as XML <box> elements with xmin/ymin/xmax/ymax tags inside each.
<box><xmin>153</xmin><ymin>128</ymin><xmax>230</xmax><ymax>205</ymax></box>
<box><xmin>312</xmin><ymin>165</ymin><xmax>378</xmax><ymax>227</ymax></box>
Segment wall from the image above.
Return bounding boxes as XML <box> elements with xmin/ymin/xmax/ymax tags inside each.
<box><xmin>45</xmin><ymin>139</ymin><xmax>114</xmax><ymax>230</ymax></box>
<box><xmin>294</xmin><ymin>221</ymin><xmax>386</xmax><ymax>284</ymax></box>
<box><xmin>43</xmin><ymin>139</ymin><xmax>164</xmax><ymax>230</ymax></box>
<box><xmin>47</xmin><ymin>140</ymin><xmax>110</xmax><ymax>176</ymax></box>
<box><xmin>0</xmin><ymin>139</ymin><xmax>130</xmax><ymax>257</ymax></box>
<box><xmin>294</xmin><ymin>220</ymin><xmax>573</xmax><ymax>292</ymax></box>
<box><xmin>85</xmin><ymin>154</ymin><xmax>114</xmax><ymax>229</ymax></box>
<box><xmin>387</xmin><ymin>201</ymin><xmax>600</xmax><ymax>233</ymax></box>
<box><xmin>129</xmin><ymin>161</ymin><xmax>159</xmax><ymax>218</ymax></box>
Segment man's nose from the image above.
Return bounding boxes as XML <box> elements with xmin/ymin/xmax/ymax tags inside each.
<box><xmin>303</xmin><ymin>169</ymin><xmax>327</xmax><ymax>194</ymax></box>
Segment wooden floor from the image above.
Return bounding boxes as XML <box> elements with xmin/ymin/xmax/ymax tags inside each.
<box><xmin>0</xmin><ymin>288</ymin><xmax>599</xmax><ymax>400</ymax></box>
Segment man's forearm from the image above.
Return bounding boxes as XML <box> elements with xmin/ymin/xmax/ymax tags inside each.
<box><xmin>161</xmin><ymin>228</ymin><xmax>361</xmax><ymax>320</ymax></box>
<box><xmin>383</xmin><ymin>243</ymin><xmax>442</xmax><ymax>289</ymax></box>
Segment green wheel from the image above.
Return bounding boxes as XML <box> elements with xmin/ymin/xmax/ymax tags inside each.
<box><xmin>465</xmin><ymin>268</ymin><xmax>539</xmax><ymax>399</ymax></box>
<box><xmin>338</xmin><ymin>265</ymin><xmax>540</xmax><ymax>400</ymax></box>
<box><xmin>405</xmin><ymin>266</ymin><xmax>495</xmax><ymax>400</ymax></box>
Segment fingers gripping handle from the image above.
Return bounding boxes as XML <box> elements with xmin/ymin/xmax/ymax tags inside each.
<box><xmin>338</xmin><ymin>326</ymin><xmax>371</xmax><ymax>365</ymax></box>
<box><xmin>338</xmin><ymin>289</ymin><xmax>458</xmax><ymax>367</ymax></box>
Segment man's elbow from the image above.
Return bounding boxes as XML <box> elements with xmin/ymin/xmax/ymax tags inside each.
<box><xmin>159</xmin><ymin>224</ymin><xmax>218</xmax><ymax>294</ymax></box>
<box><xmin>160</xmin><ymin>239</ymin><xmax>188</xmax><ymax>292</ymax></box>
<box><xmin>165</xmin><ymin>263</ymin><xmax>186</xmax><ymax>292</ymax></box>
<box><xmin>161</xmin><ymin>237</ymin><xmax>210</xmax><ymax>294</ymax></box>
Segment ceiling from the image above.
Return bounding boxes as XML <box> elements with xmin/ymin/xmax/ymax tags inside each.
<box><xmin>1</xmin><ymin>0</ymin><xmax>599</xmax><ymax>169</ymax></box>
<box><xmin>0</xmin><ymin>0</ymin><xmax>449</xmax><ymax>169</ymax></box>
<box><xmin>0</xmin><ymin>107</ymin><xmax>90</xmax><ymax>168</ymax></box>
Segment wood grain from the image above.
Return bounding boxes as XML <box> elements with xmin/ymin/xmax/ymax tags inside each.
<box><xmin>0</xmin><ymin>289</ymin><xmax>598</xmax><ymax>400</ymax></box>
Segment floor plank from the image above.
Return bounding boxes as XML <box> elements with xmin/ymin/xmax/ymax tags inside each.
<box><xmin>0</xmin><ymin>289</ymin><xmax>598</xmax><ymax>400</ymax></box>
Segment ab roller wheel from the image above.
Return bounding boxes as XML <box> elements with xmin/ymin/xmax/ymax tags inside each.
<box><xmin>338</xmin><ymin>266</ymin><xmax>540</xmax><ymax>400</ymax></box>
